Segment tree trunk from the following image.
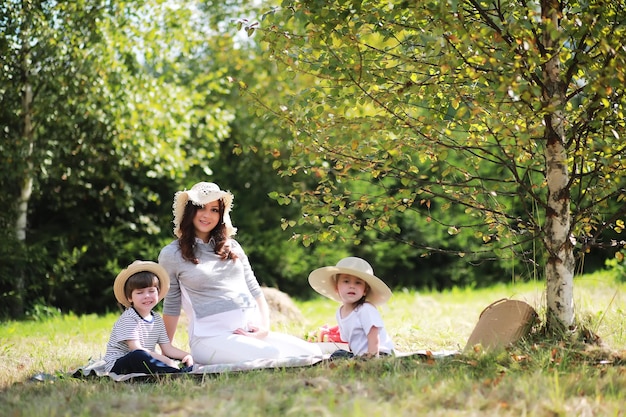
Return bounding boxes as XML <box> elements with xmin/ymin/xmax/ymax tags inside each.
<box><xmin>12</xmin><ymin>4</ymin><xmax>36</xmax><ymax>318</ymax></box>
<box><xmin>17</xmin><ymin>81</ymin><xmax>34</xmax><ymax>242</ymax></box>
<box><xmin>542</xmin><ymin>0</ymin><xmax>575</xmax><ymax>332</ymax></box>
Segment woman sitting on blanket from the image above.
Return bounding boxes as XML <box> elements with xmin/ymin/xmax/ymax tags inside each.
<box><xmin>159</xmin><ymin>181</ymin><xmax>322</xmax><ymax>365</ymax></box>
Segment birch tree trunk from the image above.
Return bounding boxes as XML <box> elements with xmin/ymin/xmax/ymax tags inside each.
<box><xmin>17</xmin><ymin>83</ymin><xmax>34</xmax><ymax>242</ymax></box>
<box><xmin>13</xmin><ymin>3</ymin><xmax>36</xmax><ymax>317</ymax></box>
<box><xmin>542</xmin><ymin>0</ymin><xmax>575</xmax><ymax>331</ymax></box>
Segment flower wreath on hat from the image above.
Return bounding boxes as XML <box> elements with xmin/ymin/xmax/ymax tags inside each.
<box><xmin>113</xmin><ymin>261</ymin><xmax>170</xmax><ymax>308</ymax></box>
<box><xmin>172</xmin><ymin>181</ymin><xmax>237</xmax><ymax>238</ymax></box>
<box><xmin>308</xmin><ymin>257</ymin><xmax>392</xmax><ymax>307</ymax></box>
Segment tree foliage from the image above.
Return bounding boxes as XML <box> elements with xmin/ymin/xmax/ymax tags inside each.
<box><xmin>2</xmin><ymin>0</ymin><xmax>624</xmax><ymax>324</ymax></box>
<box><xmin>0</xmin><ymin>0</ymin><xmax>234</xmax><ymax>316</ymax></box>
<box><xmin>243</xmin><ymin>0</ymin><xmax>626</xmax><ymax>330</ymax></box>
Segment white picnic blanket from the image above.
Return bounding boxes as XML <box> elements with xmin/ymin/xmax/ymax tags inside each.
<box><xmin>71</xmin><ymin>343</ymin><xmax>458</xmax><ymax>382</ymax></box>
<box><xmin>74</xmin><ymin>355</ymin><xmax>327</xmax><ymax>382</ymax></box>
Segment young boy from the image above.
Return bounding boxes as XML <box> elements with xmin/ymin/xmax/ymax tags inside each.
<box><xmin>103</xmin><ymin>260</ymin><xmax>193</xmax><ymax>374</ymax></box>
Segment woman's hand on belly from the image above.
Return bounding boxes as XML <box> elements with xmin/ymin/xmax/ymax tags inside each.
<box><xmin>233</xmin><ymin>323</ymin><xmax>269</xmax><ymax>339</ymax></box>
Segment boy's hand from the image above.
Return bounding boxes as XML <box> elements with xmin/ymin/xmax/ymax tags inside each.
<box><xmin>181</xmin><ymin>354</ymin><xmax>193</xmax><ymax>366</ymax></box>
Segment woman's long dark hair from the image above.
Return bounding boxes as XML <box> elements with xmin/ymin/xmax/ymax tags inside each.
<box><xmin>178</xmin><ymin>200</ymin><xmax>238</xmax><ymax>263</ymax></box>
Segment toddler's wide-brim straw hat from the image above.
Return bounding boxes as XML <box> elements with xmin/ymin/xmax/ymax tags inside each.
<box><xmin>113</xmin><ymin>260</ymin><xmax>170</xmax><ymax>308</ymax></box>
<box><xmin>172</xmin><ymin>181</ymin><xmax>236</xmax><ymax>238</ymax></box>
<box><xmin>308</xmin><ymin>257</ymin><xmax>392</xmax><ymax>306</ymax></box>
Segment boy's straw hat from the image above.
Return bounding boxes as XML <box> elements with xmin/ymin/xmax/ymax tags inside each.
<box><xmin>172</xmin><ymin>182</ymin><xmax>236</xmax><ymax>238</ymax></box>
<box><xmin>308</xmin><ymin>257</ymin><xmax>392</xmax><ymax>306</ymax></box>
<box><xmin>113</xmin><ymin>261</ymin><xmax>170</xmax><ymax>307</ymax></box>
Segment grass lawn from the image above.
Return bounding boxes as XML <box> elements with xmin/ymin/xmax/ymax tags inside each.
<box><xmin>1</xmin><ymin>271</ymin><xmax>625</xmax><ymax>416</ymax></box>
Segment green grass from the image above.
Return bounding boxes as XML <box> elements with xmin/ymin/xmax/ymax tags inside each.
<box><xmin>1</xmin><ymin>271</ymin><xmax>625</xmax><ymax>416</ymax></box>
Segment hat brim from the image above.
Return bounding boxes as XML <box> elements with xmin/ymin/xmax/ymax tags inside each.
<box><xmin>113</xmin><ymin>261</ymin><xmax>170</xmax><ymax>308</ymax></box>
<box><xmin>308</xmin><ymin>266</ymin><xmax>391</xmax><ymax>306</ymax></box>
<box><xmin>172</xmin><ymin>187</ymin><xmax>236</xmax><ymax>238</ymax></box>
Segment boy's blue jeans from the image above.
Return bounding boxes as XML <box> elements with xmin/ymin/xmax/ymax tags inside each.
<box><xmin>110</xmin><ymin>349</ymin><xmax>183</xmax><ymax>374</ymax></box>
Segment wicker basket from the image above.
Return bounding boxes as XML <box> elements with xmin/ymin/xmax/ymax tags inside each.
<box><xmin>464</xmin><ymin>298</ymin><xmax>537</xmax><ymax>352</ymax></box>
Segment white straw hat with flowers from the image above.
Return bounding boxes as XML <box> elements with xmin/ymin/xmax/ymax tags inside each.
<box><xmin>113</xmin><ymin>260</ymin><xmax>170</xmax><ymax>308</ymax></box>
<box><xmin>308</xmin><ymin>257</ymin><xmax>392</xmax><ymax>306</ymax></box>
<box><xmin>172</xmin><ymin>181</ymin><xmax>236</xmax><ymax>238</ymax></box>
